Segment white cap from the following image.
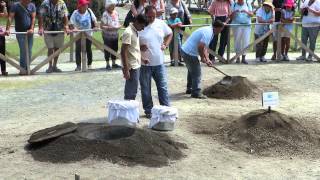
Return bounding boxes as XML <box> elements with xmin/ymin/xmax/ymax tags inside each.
<box><xmin>105</xmin><ymin>0</ymin><xmax>117</xmax><ymax>8</ymax></box>
<box><xmin>170</xmin><ymin>7</ymin><xmax>178</xmax><ymax>15</ymax></box>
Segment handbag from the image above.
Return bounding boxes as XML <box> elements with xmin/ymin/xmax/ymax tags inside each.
<box><xmin>181</xmin><ymin>1</ymin><xmax>190</xmax><ymax>31</ymax></box>
<box><xmin>123</xmin><ymin>10</ymin><xmax>134</xmax><ymax>27</ymax></box>
<box><xmin>88</xmin><ymin>8</ymin><xmax>95</xmax><ymax>28</ymax></box>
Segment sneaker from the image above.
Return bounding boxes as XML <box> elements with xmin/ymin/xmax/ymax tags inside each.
<box><xmin>306</xmin><ymin>56</ymin><xmax>313</xmax><ymax>62</ymax></box>
<box><xmin>260</xmin><ymin>57</ymin><xmax>267</xmax><ymax>62</ymax></box>
<box><xmin>191</xmin><ymin>94</ymin><xmax>207</xmax><ymax>99</ymax></box>
<box><xmin>46</xmin><ymin>67</ymin><xmax>53</xmax><ymax>73</ymax></box>
<box><xmin>296</xmin><ymin>55</ymin><xmax>306</xmax><ymax>61</ymax></box>
<box><xmin>256</xmin><ymin>57</ymin><xmax>261</xmax><ymax>62</ymax></box>
<box><xmin>75</xmin><ymin>66</ymin><xmax>81</xmax><ymax>71</ymax></box>
<box><xmin>19</xmin><ymin>71</ymin><xmax>27</xmax><ymax>76</ymax></box>
<box><xmin>170</xmin><ymin>61</ymin><xmax>175</xmax><ymax>66</ymax></box>
<box><xmin>282</xmin><ymin>55</ymin><xmax>290</xmax><ymax>61</ymax></box>
<box><xmin>186</xmin><ymin>89</ymin><xmax>192</xmax><ymax>94</ymax></box>
<box><xmin>241</xmin><ymin>59</ymin><xmax>248</xmax><ymax>64</ymax></box>
<box><xmin>178</xmin><ymin>62</ymin><xmax>184</xmax><ymax>66</ymax></box>
<box><xmin>1</xmin><ymin>72</ymin><xmax>8</xmax><ymax>76</ymax></box>
<box><xmin>106</xmin><ymin>64</ymin><xmax>112</xmax><ymax>70</ymax></box>
<box><xmin>53</xmin><ymin>67</ymin><xmax>62</xmax><ymax>73</ymax></box>
<box><xmin>145</xmin><ymin>113</ymin><xmax>152</xmax><ymax>119</ymax></box>
<box><xmin>112</xmin><ymin>64</ymin><xmax>122</xmax><ymax>69</ymax></box>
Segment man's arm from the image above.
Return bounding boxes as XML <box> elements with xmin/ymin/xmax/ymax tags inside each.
<box><xmin>5</xmin><ymin>12</ymin><xmax>14</xmax><ymax>35</ymax></box>
<box><xmin>198</xmin><ymin>42</ymin><xmax>212</xmax><ymax>67</ymax></box>
<box><xmin>121</xmin><ymin>44</ymin><xmax>130</xmax><ymax>80</ymax></box>
<box><xmin>63</xmin><ymin>15</ymin><xmax>70</xmax><ymax>33</ymax></box>
<box><xmin>161</xmin><ymin>33</ymin><xmax>173</xmax><ymax>50</ymax></box>
<box><xmin>38</xmin><ymin>13</ymin><xmax>44</xmax><ymax>35</ymax></box>
<box><xmin>28</xmin><ymin>12</ymin><xmax>36</xmax><ymax>34</ymax></box>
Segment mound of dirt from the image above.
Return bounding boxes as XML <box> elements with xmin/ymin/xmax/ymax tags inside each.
<box><xmin>203</xmin><ymin>76</ymin><xmax>258</xmax><ymax>99</ymax></box>
<box><xmin>26</xmin><ymin>123</ymin><xmax>187</xmax><ymax>167</ymax></box>
<box><xmin>217</xmin><ymin>110</ymin><xmax>320</xmax><ymax>157</ymax></box>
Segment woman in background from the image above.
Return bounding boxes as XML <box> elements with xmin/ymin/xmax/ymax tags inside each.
<box><xmin>0</xmin><ymin>0</ymin><xmax>8</xmax><ymax>76</ymax></box>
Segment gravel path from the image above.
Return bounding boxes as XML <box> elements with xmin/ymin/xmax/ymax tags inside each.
<box><xmin>1</xmin><ymin>52</ymin><xmax>320</xmax><ymax>179</ymax></box>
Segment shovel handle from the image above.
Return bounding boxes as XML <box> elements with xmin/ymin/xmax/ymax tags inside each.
<box><xmin>211</xmin><ymin>66</ymin><xmax>229</xmax><ymax>77</ymax></box>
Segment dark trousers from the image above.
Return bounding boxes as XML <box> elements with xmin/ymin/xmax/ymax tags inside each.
<box><xmin>255</xmin><ymin>34</ymin><xmax>270</xmax><ymax>58</ymax></box>
<box><xmin>124</xmin><ymin>68</ymin><xmax>140</xmax><ymax>100</ymax></box>
<box><xmin>75</xmin><ymin>39</ymin><xmax>92</xmax><ymax>67</ymax></box>
<box><xmin>209</xmin><ymin>16</ymin><xmax>229</xmax><ymax>59</ymax></box>
<box><xmin>182</xmin><ymin>50</ymin><xmax>202</xmax><ymax>97</ymax></box>
<box><xmin>0</xmin><ymin>36</ymin><xmax>6</xmax><ymax>73</ymax></box>
<box><xmin>103</xmin><ymin>37</ymin><xmax>118</xmax><ymax>61</ymax></box>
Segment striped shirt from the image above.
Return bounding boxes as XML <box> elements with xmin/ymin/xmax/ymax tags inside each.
<box><xmin>208</xmin><ymin>0</ymin><xmax>231</xmax><ymax>16</ymax></box>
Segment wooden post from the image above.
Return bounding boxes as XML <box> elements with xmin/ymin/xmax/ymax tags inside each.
<box><xmin>25</xmin><ymin>34</ymin><xmax>30</xmax><ymax>75</ymax></box>
<box><xmin>70</xmin><ymin>33</ymin><xmax>74</xmax><ymax>62</ymax></box>
<box><xmin>293</xmin><ymin>21</ymin><xmax>298</xmax><ymax>51</ymax></box>
<box><xmin>75</xmin><ymin>174</ymin><xmax>80</xmax><ymax>180</ymax></box>
<box><xmin>276</xmin><ymin>23</ymin><xmax>282</xmax><ymax>61</ymax></box>
<box><xmin>81</xmin><ymin>32</ymin><xmax>87</xmax><ymax>72</ymax></box>
<box><xmin>173</xmin><ymin>28</ymin><xmax>179</xmax><ymax>66</ymax></box>
<box><xmin>227</xmin><ymin>26</ymin><xmax>231</xmax><ymax>63</ymax></box>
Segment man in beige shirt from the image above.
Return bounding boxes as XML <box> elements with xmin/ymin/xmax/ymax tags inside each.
<box><xmin>121</xmin><ymin>14</ymin><xmax>147</xmax><ymax>100</ymax></box>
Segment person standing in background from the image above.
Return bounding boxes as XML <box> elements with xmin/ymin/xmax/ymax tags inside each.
<box><xmin>0</xmin><ymin>0</ymin><xmax>8</xmax><ymax>76</ymax></box>
<box><xmin>149</xmin><ymin>0</ymin><xmax>165</xmax><ymax>19</ymax></box>
<box><xmin>5</xmin><ymin>0</ymin><xmax>36</xmax><ymax>75</ymax></box>
<box><xmin>296</xmin><ymin>0</ymin><xmax>320</xmax><ymax>61</ymax></box>
<box><xmin>69</xmin><ymin>0</ymin><xmax>98</xmax><ymax>71</ymax></box>
<box><xmin>207</xmin><ymin>0</ymin><xmax>231</xmax><ymax>62</ymax></box>
<box><xmin>38</xmin><ymin>0</ymin><xmax>70</xmax><ymax>73</ymax></box>
<box><xmin>230</xmin><ymin>0</ymin><xmax>253</xmax><ymax>64</ymax></box>
<box><xmin>271</xmin><ymin>0</ymin><xmax>285</xmax><ymax>60</ymax></box>
<box><xmin>254</xmin><ymin>1</ymin><xmax>274</xmax><ymax>62</ymax></box>
<box><xmin>101</xmin><ymin>0</ymin><xmax>122</xmax><ymax>70</ymax></box>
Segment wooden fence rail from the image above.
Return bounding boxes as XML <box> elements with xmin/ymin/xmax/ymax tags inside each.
<box><xmin>0</xmin><ymin>21</ymin><xmax>319</xmax><ymax>75</ymax></box>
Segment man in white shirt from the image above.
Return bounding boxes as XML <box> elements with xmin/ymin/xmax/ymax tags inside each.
<box><xmin>296</xmin><ymin>0</ymin><xmax>320</xmax><ymax>61</ymax></box>
<box><xmin>139</xmin><ymin>5</ymin><xmax>173</xmax><ymax>118</ymax></box>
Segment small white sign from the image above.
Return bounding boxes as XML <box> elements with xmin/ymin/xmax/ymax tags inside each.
<box><xmin>262</xmin><ymin>91</ymin><xmax>279</xmax><ymax>108</ymax></box>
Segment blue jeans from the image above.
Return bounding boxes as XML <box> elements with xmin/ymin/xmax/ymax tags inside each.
<box><xmin>181</xmin><ymin>50</ymin><xmax>201</xmax><ymax>96</ymax></box>
<box><xmin>140</xmin><ymin>64</ymin><xmax>170</xmax><ymax>115</ymax></box>
<box><xmin>301</xmin><ymin>26</ymin><xmax>319</xmax><ymax>57</ymax></box>
<box><xmin>124</xmin><ymin>68</ymin><xmax>140</xmax><ymax>100</ymax></box>
<box><xmin>16</xmin><ymin>34</ymin><xmax>33</xmax><ymax>70</ymax></box>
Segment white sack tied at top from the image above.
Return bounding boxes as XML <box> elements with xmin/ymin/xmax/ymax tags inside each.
<box><xmin>107</xmin><ymin>100</ymin><xmax>139</xmax><ymax>125</ymax></box>
<box><xmin>149</xmin><ymin>105</ymin><xmax>178</xmax><ymax>128</ymax></box>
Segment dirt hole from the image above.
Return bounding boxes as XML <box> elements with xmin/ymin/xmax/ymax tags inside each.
<box><xmin>78</xmin><ymin>125</ymin><xmax>135</xmax><ymax>140</ymax></box>
<box><xmin>203</xmin><ymin>76</ymin><xmax>258</xmax><ymax>99</ymax></box>
<box><xmin>196</xmin><ymin>110</ymin><xmax>320</xmax><ymax>158</ymax></box>
<box><xmin>26</xmin><ymin>123</ymin><xmax>187</xmax><ymax>167</ymax></box>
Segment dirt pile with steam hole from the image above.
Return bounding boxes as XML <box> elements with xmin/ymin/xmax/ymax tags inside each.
<box><xmin>214</xmin><ymin>110</ymin><xmax>320</xmax><ymax>157</ymax></box>
<box><xmin>26</xmin><ymin>123</ymin><xmax>187</xmax><ymax>167</ymax></box>
<box><xmin>203</xmin><ymin>76</ymin><xmax>258</xmax><ymax>99</ymax></box>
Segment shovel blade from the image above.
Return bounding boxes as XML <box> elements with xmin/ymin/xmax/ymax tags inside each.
<box><xmin>220</xmin><ymin>76</ymin><xmax>233</xmax><ymax>85</ymax></box>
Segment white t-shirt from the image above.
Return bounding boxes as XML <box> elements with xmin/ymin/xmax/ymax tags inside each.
<box><xmin>300</xmin><ymin>0</ymin><xmax>320</xmax><ymax>27</ymax></box>
<box><xmin>70</xmin><ymin>8</ymin><xmax>97</xmax><ymax>36</ymax></box>
<box><xmin>139</xmin><ymin>19</ymin><xmax>172</xmax><ymax>66</ymax></box>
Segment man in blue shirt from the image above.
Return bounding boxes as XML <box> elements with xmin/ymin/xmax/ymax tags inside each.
<box><xmin>181</xmin><ymin>20</ymin><xmax>224</xmax><ymax>99</ymax></box>
<box><xmin>5</xmin><ymin>0</ymin><xmax>36</xmax><ymax>75</ymax></box>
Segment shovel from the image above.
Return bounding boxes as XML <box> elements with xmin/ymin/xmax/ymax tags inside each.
<box><xmin>211</xmin><ymin>66</ymin><xmax>233</xmax><ymax>85</ymax></box>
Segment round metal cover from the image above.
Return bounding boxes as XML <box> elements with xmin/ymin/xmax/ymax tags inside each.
<box><xmin>28</xmin><ymin>122</ymin><xmax>77</xmax><ymax>144</ymax></box>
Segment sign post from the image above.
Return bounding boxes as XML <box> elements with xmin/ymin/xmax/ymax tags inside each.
<box><xmin>262</xmin><ymin>92</ymin><xmax>279</xmax><ymax>113</ymax></box>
